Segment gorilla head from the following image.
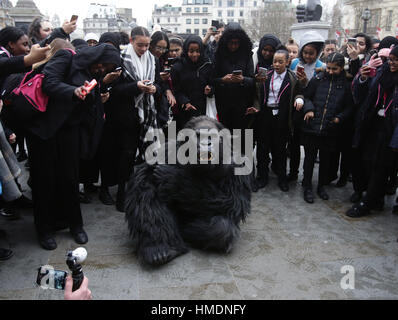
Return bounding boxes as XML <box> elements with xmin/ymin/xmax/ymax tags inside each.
<box><xmin>177</xmin><ymin>116</ymin><xmax>234</xmax><ymax>177</ymax></box>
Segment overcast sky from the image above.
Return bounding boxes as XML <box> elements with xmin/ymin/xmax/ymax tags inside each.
<box><xmin>10</xmin><ymin>0</ymin><xmax>332</xmax><ymax>27</ymax></box>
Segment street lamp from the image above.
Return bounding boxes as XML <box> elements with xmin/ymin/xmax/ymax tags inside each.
<box><xmin>361</xmin><ymin>8</ymin><xmax>371</xmax><ymax>34</ymax></box>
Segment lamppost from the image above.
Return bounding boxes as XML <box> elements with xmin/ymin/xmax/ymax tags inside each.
<box><xmin>361</xmin><ymin>8</ymin><xmax>371</xmax><ymax>34</ymax></box>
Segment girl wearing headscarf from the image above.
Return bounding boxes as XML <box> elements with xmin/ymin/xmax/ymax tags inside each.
<box><xmin>26</xmin><ymin>43</ymin><xmax>120</xmax><ymax>250</ymax></box>
<box><xmin>347</xmin><ymin>46</ymin><xmax>398</xmax><ymax>218</ymax></box>
<box><xmin>214</xmin><ymin>23</ymin><xmax>255</xmax><ymax>138</ymax></box>
<box><xmin>171</xmin><ymin>35</ymin><xmax>214</xmax><ymax>128</ymax></box>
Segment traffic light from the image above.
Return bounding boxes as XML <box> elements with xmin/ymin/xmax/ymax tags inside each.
<box><xmin>296</xmin><ymin>4</ymin><xmax>307</xmax><ymax>23</ymax></box>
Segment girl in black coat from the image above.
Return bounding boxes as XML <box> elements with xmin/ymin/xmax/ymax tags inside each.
<box><xmin>346</xmin><ymin>46</ymin><xmax>398</xmax><ymax>217</ymax></box>
<box><xmin>26</xmin><ymin>44</ymin><xmax>120</xmax><ymax>250</ymax></box>
<box><xmin>171</xmin><ymin>35</ymin><xmax>214</xmax><ymax>128</ymax></box>
<box><xmin>301</xmin><ymin>53</ymin><xmax>353</xmax><ymax>204</ymax></box>
<box><xmin>214</xmin><ymin>23</ymin><xmax>255</xmax><ymax>136</ymax></box>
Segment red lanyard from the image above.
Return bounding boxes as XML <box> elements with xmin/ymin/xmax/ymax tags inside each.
<box><xmin>268</xmin><ymin>72</ymin><xmax>290</xmax><ymax>105</ymax></box>
<box><xmin>382</xmin><ymin>92</ymin><xmax>394</xmax><ymax>117</ymax></box>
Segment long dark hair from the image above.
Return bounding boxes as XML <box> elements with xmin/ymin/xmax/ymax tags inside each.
<box><xmin>216</xmin><ymin>24</ymin><xmax>252</xmax><ymax>62</ymax></box>
<box><xmin>0</xmin><ymin>26</ymin><xmax>26</xmax><ymax>49</ymax></box>
<box><xmin>150</xmin><ymin>31</ymin><xmax>170</xmax><ymax>61</ymax></box>
<box><xmin>28</xmin><ymin>17</ymin><xmax>47</xmax><ymax>43</ymax></box>
<box><xmin>354</xmin><ymin>33</ymin><xmax>372</xmax><ymax>54</ymax></box>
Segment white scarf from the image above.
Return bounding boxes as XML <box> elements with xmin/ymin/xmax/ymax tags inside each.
<box><xmin>121</xmin><ymin>44</ymin><xmax>159</xmax><ymax>159</ymax></box>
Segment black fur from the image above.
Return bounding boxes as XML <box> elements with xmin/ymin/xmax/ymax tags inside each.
<box><xmin>125</xmin><ymin>116</ymin><xmax>252</xmax><ymax>266</ymax></box>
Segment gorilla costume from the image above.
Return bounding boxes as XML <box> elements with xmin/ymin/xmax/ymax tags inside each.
<box><xmin>125</xmin><ymin>116</ymin><xmax>252</xmax><ymax>266</ymax></box>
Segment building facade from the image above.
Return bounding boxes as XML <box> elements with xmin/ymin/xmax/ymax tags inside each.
<box><xmin>83</xmin><ymin>3</ymin><xmax>137</xmax><ymax>38</ymax></box>
<box><xmin>152</xmin><ymin>4</ymin><xmax>182</xmax><ymax>34</ymax></box>
<box><xmin>0</xmin><ymin>0</ymin><xmax>14</xmax><ymax>28</ymax></box>
<box><xmin>8</xmin><ymin>0</ymin><xmax>44</xmax><ymax>30</ymax></box>
<box><xmin>342</xmin><ymin>0</ymin><xmax>398</xmax><ymax>39</ymax></box>
<box><xmin>181</xmin><ymin>0</ymin><xmax>213</xmax><ymax>36</ymax></box>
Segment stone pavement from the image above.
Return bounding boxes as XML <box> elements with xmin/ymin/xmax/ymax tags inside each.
<box><xmin>1</xmin><ymin>165</ymin><xmax>398</xmax><ymax>300</ymax></box>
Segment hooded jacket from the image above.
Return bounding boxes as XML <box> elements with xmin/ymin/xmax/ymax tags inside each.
<box><xmin>214</xmin><ymin>25</ymin><xmax>255</xmax><ymax>125</ymax></box>
<box><xmin>302</xmin><ymin>71</ymin><xmax>353</xmax><ymax>137</ymax></box>
<box><xmin>29</xmin><ymin>44</ymin><xmax>121</xmax><ymax>160</ymax></box>
<box><xmin>171</xmin><ymin>35</ymin><xmax>214</xmax><ymax>122</ymax></box>
<box><xmin>290</xmin><ymin>31</ymin><xmax>325</xmax><ymax>81</ymax></box>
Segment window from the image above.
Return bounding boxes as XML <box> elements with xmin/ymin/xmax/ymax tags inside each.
<box><xmin>194</xmin><ymin>29</ymin><xmax>199</xmax><ymax>35</ymax></box>
<box><xmin>253</xmin><ymin>1</ymin><xmax>257</xmax><ymax>6</ymax></box>
<box><xmin>203</xmin><ymin>7</ymin><xmax>208</xmax><ymax>13</ymax></box>
<box><xmin>186</xmin><ymin>18</ymin><xmax>192</xmax><ymax>24</ymax></box>
<box><xmin>203</xmin><ymin>29</ymin><xmax>207</xmax><ymax>35</ymax></box>
<box><xmin>194</xmin><ymin>7</ymin><xmax>200</xmax><ymax>13</ymax></box>
<box><xmin>218</xmin><ymin>0</ymin><xmax>222</xmax><ymax>7</ymax></box>
<box><xmin>218</xmin><ymin>10</ymin><xmax>222</xmax><ymax>17</ymax></box>
<box><xmin>186</xmin><ymin>7</ymin><xmax>191</xmax><ymax>13</ymax></box>
<box><xmin>240</xmin><ymin>10</ymin><xmax>243</xmax><ymax>17</ymax></box>
<box><xmin>227</xmin><ymin>0</ymin><xmax>235</xmax><ymax>7</ymax></box>
<box><xmin>203</xmin><ymin>19</ymin><xmax>208</xmax><ymax>24</ymax></box>
<box><xmin>186</xmin><ymin>28</ymin><xmax>191</xmax><ymax>33</ymax></box>
<box><xmin>194</xmin><ymin>18</ymin><xmax>200</xmax><ymax>24</ymax></box>
<box><xmin>386</xmin><ymin>10</ymin><xmax>393</xmax><ymax>31</ymax></box>
<box><xmin>240</xmin><ymin>0</ymin><xmax>244</xmax><ymax>6</ymax></box>
<box><xmin>227</xmin><ymin>10</ymin><xmax>234</xmax><ymax>17</ymax></box>
<box><xmin>157</xmin><ymin>18</ymin><xmax>160</xmax><ymax>23</ymax></box>
<box><xmin>168</xmin><ymin>18</ymin><xmax>170</xmax><ymax>23</ymax></box>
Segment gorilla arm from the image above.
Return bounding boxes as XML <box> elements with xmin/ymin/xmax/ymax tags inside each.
<box><xmin>125</xmin><ymin>163</ymin><xmax>188</xmax><ymax>266</ymax></box>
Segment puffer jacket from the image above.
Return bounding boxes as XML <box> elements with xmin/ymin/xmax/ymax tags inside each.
<box><xmin>302</xmin><ymin>71</ymin><xmax>353</xmax><ymax>137</ymax></box>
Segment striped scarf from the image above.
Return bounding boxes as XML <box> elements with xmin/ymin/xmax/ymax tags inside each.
<box><xmin>121</xmin><ymin>44</ymin><xmax>159</xmax><ymax>159</ymax></box>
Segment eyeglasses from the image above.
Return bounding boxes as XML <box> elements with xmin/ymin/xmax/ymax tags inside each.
<box><xmin>155</xmin><ymin>46</ymin><xmax>168</xmax><ymax>53</ymax></box>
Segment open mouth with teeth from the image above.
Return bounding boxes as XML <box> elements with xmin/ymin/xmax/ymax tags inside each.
<box><xmin>199</xmin><ymin>151</ymin><xmax>214</xmax><ymax>162</ymax></box>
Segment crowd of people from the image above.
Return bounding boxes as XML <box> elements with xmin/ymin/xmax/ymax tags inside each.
<box><xmin>0</xmin><ymin>16</ymin><xmax>397</xmax><ymax>261</ymax></box>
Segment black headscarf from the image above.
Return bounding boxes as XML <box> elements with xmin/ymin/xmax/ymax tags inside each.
<box><xmin>380</xmin><ymin>46</ymin><xmax>398</xmax><ymax>93</ymax></box>
<box><xmin>72</xmin><ymin>43</ymin><xmax>121</xmax><ymax>72</ymax></box>
<box><xmin>257</xmin><ymin>34</ymin><xmax>281</xmax><ymax>69</ymax></box>
<box><xmin>379</xmin><ymin>36</ymin><xmax>398</xmax><ymax>50</ymax></box>
<box><xmin>182</xmin><ymin>35</ymin><xmax>207</xmax><ymax>66</ymax></box>
<box><xmin>99</xmin><ymin>32</ymin><xmax>121</xmax><ymax>51</ymax></box>
<box><xmin>216</xmin><ymin>23</ymin><xmax>252</xmax><ymax>64</ymax></box>
<box><xmin>71</xmin><ymin>39</ymin><xmax>89</xmax><ymax>51</ymax></box>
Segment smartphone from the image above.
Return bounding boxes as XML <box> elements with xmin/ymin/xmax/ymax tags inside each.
<box><xmin>36</xmin><ymin>267</ymin><xmax>68</xmax><ymax>290</ymax></box>
<box><xmin>114</xmin><ymin>67</ymin><xmax>122</xmax><ymax>72</ymax></box>
<box><xmin>297</xmin><ymin>65</ymin><xmax>305</xmax><ymax>74</ymax></box>
<box><xmin>211</xmin><ymin>20</ymin><xmax>220</xmax><ymax>31</ymax></box>
<box><xmin>164</xmin><ymin>68</ymin><xmax>171</xmax><ymax>73</ymax></box>
<box><xmin>70</xmin><ymin>15</ymin><xmax>78</xmax><ymax>23</ymax></box>
<box><xmin>348</xmin><ymin>38</ymin><xmax>357</xmax><ymax>48</ymax></box>
<box><xmin>232</xmin><ymin>70</ymin><xmax>242</xmax><ymax>75</ymax></box>
<box><xmin>145</xmin><ymin>81</ymin><xmax>153</xmax><ymax>86</ymax></box>
<box><xmin>258</xmin><ymin>67</ymin><xmax>268</xmax><ymax>76</ymax></box>
<box><xmin>167</xmin><ymin>57</ymin><xmax>176</xmax><ymax>65</ymax></box>
<box><xmin>368</xmin><ymin>67</ymin><xmax>377</xmax><ymax>77</ymax></box>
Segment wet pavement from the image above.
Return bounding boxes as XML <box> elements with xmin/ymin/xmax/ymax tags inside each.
<box><xmin>1</xmin><ymin>163</ymin><xmax>398</xmax><ymax>300</ymax></box>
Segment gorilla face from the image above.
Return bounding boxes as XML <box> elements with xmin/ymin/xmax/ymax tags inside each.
<box><xmin>179</xmin><ymin>116</ymin><xmax>233</xmax><ymax>177</ymax></box>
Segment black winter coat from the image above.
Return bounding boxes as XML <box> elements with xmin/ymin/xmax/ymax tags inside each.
<box><xmin>302</xmin><ymin>72</ymin><xmax>353</xmax><ymax>137</ymax></box>
<box><xmin>171</xmin><ymin>57</ymin><xmax>214</xmax><ymax>119</ymax></box>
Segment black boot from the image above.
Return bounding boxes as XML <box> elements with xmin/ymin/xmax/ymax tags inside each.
<box><xmin>317</xmin><ymin>186</ymin><xmax>329</xmax><ymax>200</ymax></box>
<box><xmin>99</xmin><ymin>186</ymin><xmax>115</xmax><ymax>206</ymax></box>
<box><xmin>346</xmin><ymin>201</ymin><xmax>371</xmax><ymax>218</ymax></box>
<box><xmin>303</xmin><ymin>187</ymin><xmax>314</xmax><ymax>204</ymax></box>
<box><xmin>350</xmin><ymin>191</ymin><xmax>362</xmax><ymax>203</ymax></box>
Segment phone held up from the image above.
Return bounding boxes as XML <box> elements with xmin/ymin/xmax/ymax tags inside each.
<box><xmin>232</xmin><ymin>70</ymin><xmax>242</xmax><ymax>76</ymax></box>
<box><xmin>70</xmin><ymin>15</ymin><xmax>78</xmax><ymax>23</ymax></box>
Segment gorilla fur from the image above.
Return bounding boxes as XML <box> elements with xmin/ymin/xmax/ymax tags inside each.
<box><xmin>125</xmin><ymin>116</ymin><xmax>252</xmax><ymax>266</ymax></box>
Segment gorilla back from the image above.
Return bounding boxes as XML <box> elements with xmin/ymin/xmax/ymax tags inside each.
<box><xmin>125</xmin><ymin>116</ymin><xmax>252</xmax><ymax>266</ymax></box>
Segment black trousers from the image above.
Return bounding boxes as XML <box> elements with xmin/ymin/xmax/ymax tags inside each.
<box><xmin>99</xmin><ymin>121</ymin><xmax>139</xmax><ymax>188</ymax></box>
<box><xmin>256</xmin><ymin>109</ymin><xmax>288</xmax><ymax>181</ymax></box>
<box><xmin>302</xmin><ymin>134</ymin><xmax>336</xmax><ymax>189</ymax></box>
<box><xmin>288</xmin><ymin>125</ymin><xmax>301</xmax><ymax>176</ymax></box>
<box><xmin>26</xmin><ymin>126</ymin><xmax>82</xmax><ymax>236</ymax></box>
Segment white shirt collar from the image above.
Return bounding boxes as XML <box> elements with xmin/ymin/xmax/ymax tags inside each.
<box><xmin>274</xmin><ymin>70</ymin><xmax>287</xmax><ymax>80</ymax></box>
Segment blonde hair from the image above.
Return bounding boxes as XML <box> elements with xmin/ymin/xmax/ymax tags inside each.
<box><xmin>286</xmin><ymin>38</ymin><xmax>299</xmax><ymax>48</ymax></box>
<box><xmin>33</xmin><ymin>39</ymin><xmax>75</xmax><ymax>70</ymax></box>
